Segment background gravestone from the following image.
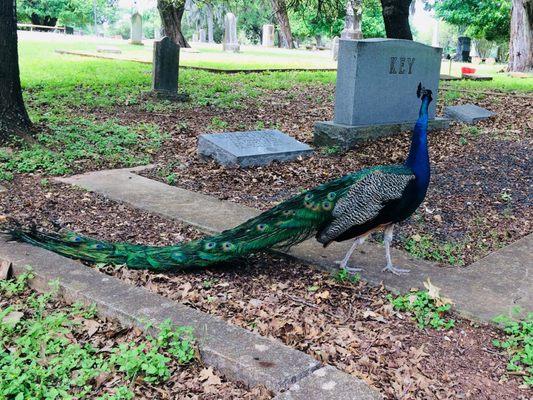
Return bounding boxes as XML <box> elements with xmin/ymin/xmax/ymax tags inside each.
<box><xmin>130</xmin><ymin>12</ymin><xmax>143</xmax><ymax>45</ymax></box>
<box><xmin>331</xmin><ymin>37</ymin><xmax>340</xmax><ymax>60</ymax></box>
<box><xmin>199</xmin><ymin>28</ymin><xmax>207</xmax><ymax>43</ymax></box>
<box><xmin>315</xmin><ymin>39</ymin><xmax>448</xmax><ymax>149</ymax></box>
<box><xmin>444</xmin><ymin>104</ymin><xmax>495</xmax><ymax>124</ymax></box>
<box><xmin>198</xmin><ymin>130</ymin><xmax>313</xmax><ymax>167</ymax></box>
<box><xmin>223</xmin><ymin>13</ymin><xmax>240</xmax><ymax>52</ymax></box>
<box><xmin>152</xmin><ymin>36</ymin><xmax>179</xmax><ymax>96</ymax></box>
<box><xmin>262</xmin><ymin>24</ymin><xmax>275</xmax><ymax>47</ymax></box>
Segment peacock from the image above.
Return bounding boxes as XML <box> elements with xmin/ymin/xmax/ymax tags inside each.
<box><xmin>9</xmin><ymin>83</ymin><xmax>433</xmax><ymax>276</ymax></box>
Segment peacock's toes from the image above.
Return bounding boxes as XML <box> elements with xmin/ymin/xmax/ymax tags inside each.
<box><xmin>382</xmin><ymin>264</ymin><xmax>410</xmax><ymax>275</ymax></box>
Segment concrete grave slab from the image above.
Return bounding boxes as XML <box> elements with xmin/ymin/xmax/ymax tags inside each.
<box><xmin>58</xmin><ymin>167</ymin><xmax>532</xmax><ymax>322</ymax></box>
<box><xmin>0</xmin><ymin>184</ymin><xmax>6</xmax><ymax>193</ymax></box>
<box><xmin>198</xmin><ymin>130</ymin><xmax>313</xmax><ymax>167</ymax></box>
<box><xmin>274</xmin><ymin>366</ymin><xmax>380</xmax><ymax>400</ymax></box>
<box><xmin>444</xmin><ymin>104</ymin><xmax>495</xmax><ymax>124</ymax></box>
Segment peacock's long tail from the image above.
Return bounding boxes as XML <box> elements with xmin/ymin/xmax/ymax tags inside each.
<box><xmin>9</xmin><ymin>171</ymin><xmax>368</xmax><ymax>271</ymax></box>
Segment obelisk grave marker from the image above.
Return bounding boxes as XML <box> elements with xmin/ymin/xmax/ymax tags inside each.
<box><xmin>314</xmin><ymin>38</ymin><xmax>449</xmax><ymax>149</ymax></box>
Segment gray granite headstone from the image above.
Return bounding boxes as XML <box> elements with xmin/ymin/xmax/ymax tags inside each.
<box><xmin>223</xmin><ymin>13</ymin><xmax>240</xmax><ymax>52</ymax></box>
<box><xmin>262</xmin><ymin>24</ymin><xmax>275</xmax><ymax>47</ymax></box>
<box><xmin>130</xmin><ymin>12</ymin><xmax>143</xmax><ymax>45</ymax></box>
<box><xmin>444</xmin><ymin>104</ymin><xmax>495</xmax><ymax>124</ymax></box>
<box><xmin>335</xmin><ymin>39</ymin><xmax>441</xmax><ymax>126</ymax></box>
<box><xmin>314</xmin><ymin>38</ymin><xmax>447</xmax><ymax>150</ymax></box>
<box><xmin>198</xmin><ymin>130</ymin><xmax>313</xmax><ymax>167</ymax></box>
<box><xmin>152</xmin><ymin>36</ymin><xmax>179</xmax><ymax>95</ymax></box>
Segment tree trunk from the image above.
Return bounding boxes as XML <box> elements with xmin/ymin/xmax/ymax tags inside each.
<box><xmin>0</xmin><ymin>0</ymin><xmax>33</xmax><ymax>144</ymax></box>
<box><xmin>380</xmin><ymin>0</ymin><xmax>413</xmax><ymax>40</ymax></box>
<box><xmin>157</xmin><ymin>0</ymin><xmax>189</xmax><ymax>48</ymax></box>
<box><xmin>508</xmin><ymin>0</ymin><xmax>533</xmax><ymax>72</ymax></box>
<box><xmin>270</xmin><ymin>0</ymin><xmax>294</xmax><ymax>49</ymax></box>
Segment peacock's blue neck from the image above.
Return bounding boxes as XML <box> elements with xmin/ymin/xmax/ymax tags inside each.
<box><xmin>405</xmin><ymin>97</ymin><xmax>431</xmax><ymax>189</ymax></box>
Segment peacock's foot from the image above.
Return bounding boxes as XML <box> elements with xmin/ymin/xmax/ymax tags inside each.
<box><xmin>382</xmin><ymin>264</ymin><xmax>410</xmax><ymax>275</ymax></box>
<box><xmin>335</xmin><ymin>260</ymin><xmax>363</xmax><ymax>273</ymax></box>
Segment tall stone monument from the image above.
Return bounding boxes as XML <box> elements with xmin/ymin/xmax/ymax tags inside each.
<box><xmin>130</xmin><ymin>12</ymin><xmax>143</xmax><ymax>45</ymax></box>
<box><xmin>223</xmin><ymin>13</ymin><xmax>240</xmax><ymax>52</ymax></box>
<box><xmin>262</xmin><ymin>24</ymin><xmax>275</xmax><ymax>47</ymax></box>
<box><xmin>341</xmin><ymin>0</ymin><xmax>362</xmax><ymax>40</ymax></box>
<box><xmin>151</xmin><ymin>36</ymin><xmax>179</xmax><ymax>96</ymax></box>
<box><xmin>314</xmin><ymin>39</ymin><xmax>449</xmax><ymax>150</ymax></box>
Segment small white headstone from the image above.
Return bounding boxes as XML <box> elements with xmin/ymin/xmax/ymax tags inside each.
<box><xmin>199</xmin><ymin>28</ymin><xmax>207</xmax><ymax>43</ymax></box>
<box><xmin>262</xmin><ymin>24</ymin><xmax>275</xmax><ymax>47</ymax></box>
<box><xmin>130</xmin><ymin>12</ymin><xmax>143</xmax><ymax>45</ymax></box>
<box><xmin>223</xmin><ymin>13</ymin><xmax>240</xmax><ymax>52</ymax></box>
<box><xmin>331</xmin><ymin>37</ymin><xmax>340</xmax><ymax>60</ymax></box>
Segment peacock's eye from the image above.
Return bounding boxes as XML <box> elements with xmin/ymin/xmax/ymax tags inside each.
<box><xmin>322</xmin><ymin>201</ymin><xmax>332</xmax><ymax>211</ymax></box>
<box><xmin>222</xmin><ymin>242</ymin><xmax>234</xmax><ymax>251</ymax></box>
<box><xmin>282</xmin><ymin>210</ymin><xmax>293</xmax><ymax>216</ymax></box>
<box><xmin>312</xmin><ymin>203</ymin><xmax>321</xmax><ymax>211</ymax></box>
<box><xmin>304</xmin><ymin>193</ymin><xmax>313</xmax><ymax>201</ymax></box>
<box><xmin>204</xmin><ymin>242</ymin><xmax>216</xmax><ymax>250</ymax></box>
<box><xmin>73</xmin><ymin>236</ymin><xmax>82</xmax><ymax>242</ymax></box>
<box><xmin>257</xmin><ymin>223</ymin><xmax>268</xmax><ymax>231</ymax></box>
<box><xmin>304</xmin><ymin>199</ymin><xmax>313</xmax><ymax>208</ymax></box>
<box><xmin>94</xmin><ymin>243</ymin><xmax>104</xmax><ymax>250</ymax></box>
<box><xmin>172</xmin><ymin>251</ymin><xmax>185</xmax><ymax>261</ymax></box>
<box><xmin>327</xmin><ymin>192</ymin><xmax>336</xmax><ymax>201</ymax></box>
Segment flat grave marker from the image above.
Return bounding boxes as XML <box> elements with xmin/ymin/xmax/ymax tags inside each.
<box><xmin>97</xmin><ymin>46</ymin><xmax>122</xmax><ymax>54</ymax></box>
<box><xmin>444</xmin><ymin>104</ymin><xmax>495</xmax><ymax>124</ymax></box>
<box><xmin>198</xmin><ymin>130</ymin><xmax>313</xmax><ymax>167</ymax></box>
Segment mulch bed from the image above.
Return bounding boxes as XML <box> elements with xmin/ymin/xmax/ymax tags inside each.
<box><xmin>132</xmin><ymin>86</ymin><xmax>531</xmax><ymax>266</ymax></box>
<box><xmin>0</xmin><ymin>177</ymin><xmax>529</xmax><ymax>399</ymax></box>
<box><xmin>0</xmin><ymin>270</ymin><xmax>268</xmax><ymax>399</ymax></box>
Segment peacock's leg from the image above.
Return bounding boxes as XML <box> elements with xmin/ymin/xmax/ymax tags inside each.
<box><xmin>335</xmin><ymin>235</ymin><xmax>367</xmax><ymax>273</ymax></box>
<box><xmin>381</xmin><ymin>225</ymin><xmax>410</xmax><ymax>275</ymax></box>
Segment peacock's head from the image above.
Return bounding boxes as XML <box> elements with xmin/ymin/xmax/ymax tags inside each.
<box><xmin>416</xmin><ymin>82</ymin><xmax>433</xmax><ymax>103</ymax></box>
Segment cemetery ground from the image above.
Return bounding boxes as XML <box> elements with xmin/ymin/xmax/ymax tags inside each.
<box><xmin>0</xmin><ymin>38</ymin><xmax>532</xmax><ymax>398</ymax></box>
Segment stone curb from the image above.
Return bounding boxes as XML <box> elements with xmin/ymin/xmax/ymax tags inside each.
<box><xmin>0</xmin><ymin>235</ymin><xmax>380</xmax><ymax>399</ymax></box>
<box><xmin>58</xmin><ymin>168</ymin><xmax>532</xmax><ymax>322</ymax></box>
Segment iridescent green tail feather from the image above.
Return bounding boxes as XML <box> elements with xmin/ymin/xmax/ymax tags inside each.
<box><xmin>9</xmin><ymin>169</ymin><xmax>379</xmax><ymax>271</ymax></box>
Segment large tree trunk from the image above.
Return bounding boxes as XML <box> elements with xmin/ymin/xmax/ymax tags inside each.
<box><xmin>157</xmin><ymin>0</ymin><xmax>189</xmax><ymax>48</ymax></box>
<box><xmin>380</xmin><ymin>0</ymin><xmax>413</xmax><ymax>40</ymax></box>
<box><xmin>270</xmin><ymin>0</ymin><xmax>294</xmax><ymax>49</ymax></box>
<box><xmin>508</xmin><ymin>0</ymin><xmax>533</xmax><ymax>72</ymax></box>
<box><xmin>0</xmin><ymin>0</ymin><xmax>33</xmax><ymax>144</ymax></box>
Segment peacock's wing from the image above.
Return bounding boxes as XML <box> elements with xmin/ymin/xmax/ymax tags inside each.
<box><xmin>316</xmin><ymin>165</ymin><xmax>415</xmax><ymax>245</ymax></box>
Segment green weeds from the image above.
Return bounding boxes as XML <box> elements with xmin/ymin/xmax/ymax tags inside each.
<box><xmin>404</xmin><ymin>234</ymin><xmax>465</xmax><ymax>266</ymax></box>
<box><xmin>493</xmin><ymin>308</ymin><xmax>532</xmax><ymax>387</ymax></box>
<box><xmin>332</xmin><ymin>268</ymin><xmax>360</xmax><ymax>284</ymax></box>
<box><xmin>0</xmin><ymin>272</ymin><xmax>197</xmax><ymax>398</ymax></box>
<box><xmin>388</xmin><ymin>280</ymin><xmax>455</xmax><ymax>330</ymax></box>
<box><xmin>0</xmin><ymin>117</ymin><xmax>166</xmax><ymax>181</ymax></box>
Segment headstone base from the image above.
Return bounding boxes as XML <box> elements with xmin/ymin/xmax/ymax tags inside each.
<box><xmin>130</xmin><ymin>40</ymin><xmax>144</xmax><ymax>46</ymax></box>
<box><xmin>314</xmin><ymin>118</ymin><xmax>450</xmax><ymax>150</ymax></box>
<box><xmin>223</xmin><ymin>43</ymin><xmax>240</xmax><ymax>52</ymax></box>
<box><xmin>142</xmin><ymin>90</ymin><xmax>189</xmax><ymax>102</ymax></box>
